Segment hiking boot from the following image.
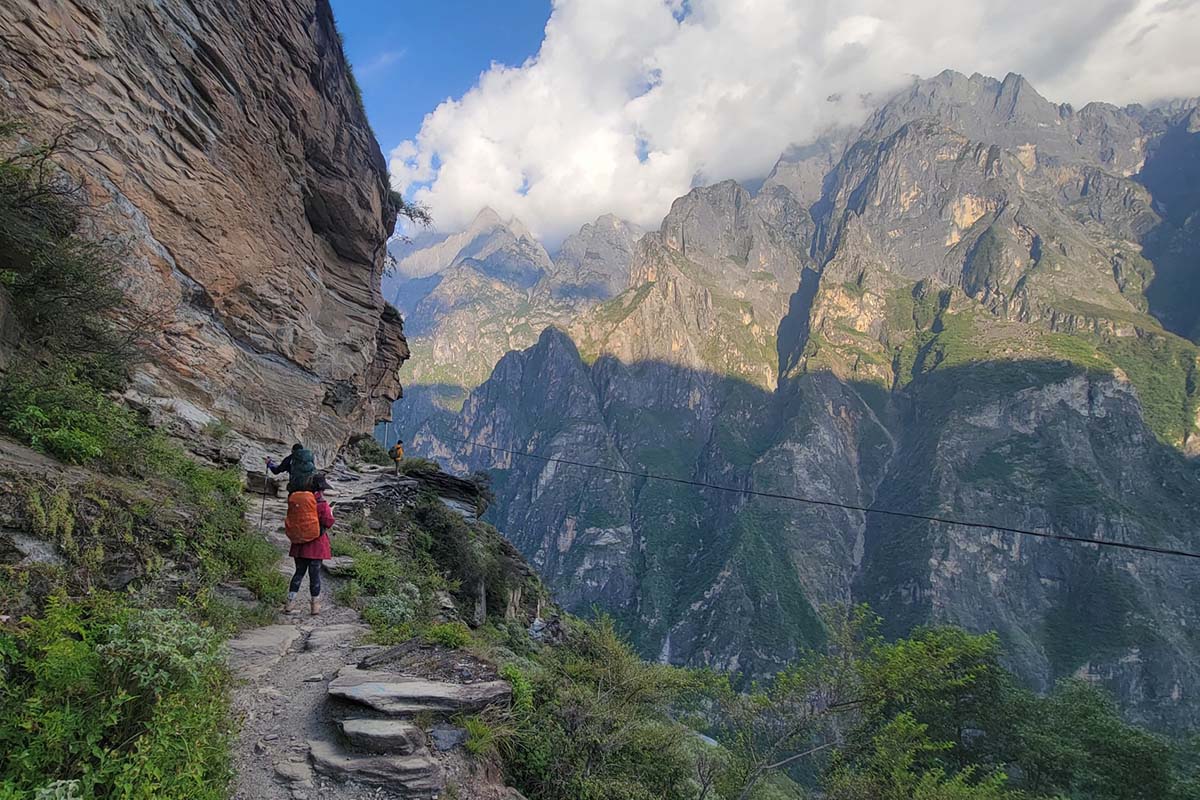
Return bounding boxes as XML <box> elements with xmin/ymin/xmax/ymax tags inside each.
<box><xmin>310</xmin><ymin>598</ymin><xmax>321</xmax><ymax>616</ymax></box>
<box><xmin>284</xmin><ymin>597</ymin><xmax>297</xmax><ymax>614</ymax></box>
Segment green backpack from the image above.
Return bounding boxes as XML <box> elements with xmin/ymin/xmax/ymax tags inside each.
<box><xmin>287</xmin><ymin>448</ymin><xmax>316</xmax><ymax>494</ymax></box>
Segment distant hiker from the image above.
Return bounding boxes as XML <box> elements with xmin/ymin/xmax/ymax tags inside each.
<box><xmin>268</xmin><ymin>443</ymin><xmax>317</xmax><ymax>494</ymax></box>
<box><xmin>284</xmin><ymin>473</ymin><xmax>335</xmax><ymax>615</ymax></box>
<box><xmin>388</xmin><ymin>439</ymin><xmax>405</xmax><ymax>475</ymax></box>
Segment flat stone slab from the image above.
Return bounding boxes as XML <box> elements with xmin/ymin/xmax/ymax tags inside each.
<box><xmin>273</xmin><ymin>759</ymin><xmax>314</xmax><ymax>783</ymax></box>
<box><xmin>322</xmin><ymin>555</ymin><xmax>356</xmax><ymax>577</ymax></box>
<box><xmin>227</xmin><ymin>625</ymin><xmax>301</xmax><ymax>680</ymax></box>
<box><xmin>308</xmin><ymin>738</ymin><xmax>441</xmax><ymax>795</ymax></box>
<box><xmin>305</xmin><ymin>623</ymin><xmax>368</xmax><ymax>652</ymax></box>
<box><xmin>328</xmin><ymin>667</ymin><xmax>512</xmax><ymax>716</ymax></box>
<box><xmin>340</xmin><ymin>718</ymin><xmax>425</xmax><ymax>755</ymax></box>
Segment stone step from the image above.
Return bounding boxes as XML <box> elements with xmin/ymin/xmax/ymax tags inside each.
<box><xmin>328</xmin><ymin>666</ymin><xmax>512</xmax><ymax>716</ymax></box>
<box><xmin>227</xmin><ymin>624</ymin><xmax>302</xmax><ymax>680</ymax></box>
<box><xmin>304</xmin><ymin>622</ymin><xmax>368</xmax><ymax>652</ymax></box>
<box><xmin>308</xmin><ymin>738</ymin><xmax>441</xmax><ymax>796</ymax></box>
<box><xmin>340</xmin><ymin>718</ymin><xmax>426</xmax><ymax>755</ymax></box>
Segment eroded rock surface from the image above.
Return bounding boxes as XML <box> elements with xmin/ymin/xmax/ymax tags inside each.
<box><xmin>0</xmin><ymin>0</ymin><xmax>407</xmax><ymax>462</ymax></box>
<box><xmin>307</xmin><ymin>739</ymin><xmax>441</xmax><ymax>795</ymax></box>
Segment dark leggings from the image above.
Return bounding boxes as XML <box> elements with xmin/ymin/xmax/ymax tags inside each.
<box><xmin>289</xmin><ymin>557</ymin><xmax>322</xmax><ymax>597</ymax></box>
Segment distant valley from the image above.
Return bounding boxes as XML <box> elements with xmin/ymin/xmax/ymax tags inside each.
<box><xmin>381</xmin><ymin>70</ymin><xmax>1200</xmax><ymax>730</ymax></box>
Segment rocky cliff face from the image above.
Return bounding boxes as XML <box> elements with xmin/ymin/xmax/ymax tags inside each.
<box><xmin>410</xmin><ymin>71</ymin><xmax>1200</xmax><ymax>731</ymax></box>
<box><xmin>0</xmin><ymin>0</ymin><xmax>406</xmax><ymax>463</ymax></box>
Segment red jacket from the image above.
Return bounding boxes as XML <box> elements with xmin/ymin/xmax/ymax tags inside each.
<box><xmin>289</xmin><ymin>491</ymin><xmax>334</xmax><ymax>560</ymax></box>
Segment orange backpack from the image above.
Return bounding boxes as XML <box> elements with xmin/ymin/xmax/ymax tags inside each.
<box><xmin>285</xmin><ymin>491</ymin><xmax>321</xmax><ymax>545</ymax></box>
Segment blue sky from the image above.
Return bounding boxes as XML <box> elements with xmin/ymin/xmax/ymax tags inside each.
<box><xmin>329</xmin><ymin>0</ymin><xmax>551</xmax><ymax>155</ymax></box>
<box><xmin>331</xmin><ymin>0</ymin><xmax>1200</xmax><ymax>243</ymax></box>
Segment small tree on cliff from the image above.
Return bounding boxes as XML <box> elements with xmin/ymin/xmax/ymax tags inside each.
<box><xmin>0</xmin><ymin>120</ymin><xmax>151</xmax><ymax>386</ymax></box>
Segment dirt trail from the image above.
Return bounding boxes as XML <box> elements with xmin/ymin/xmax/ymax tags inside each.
<box><xmin>225</xmin><ymin>466</ymin><xmax>521</xmax><ymax>800</ymax></box>
<box><xmin>227</xmin><ymin>470</ymin><xmax>394</xmax><ymax>800</ymax></box>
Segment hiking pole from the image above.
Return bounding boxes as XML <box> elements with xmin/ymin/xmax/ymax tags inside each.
<box><xmin>258</xmin><ymin>458</ymin><xmax>269</xmax><ymax>534</ymax></box>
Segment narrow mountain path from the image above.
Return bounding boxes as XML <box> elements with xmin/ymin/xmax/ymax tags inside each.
<box><xmin>225</xmin><ymin>466</ymin><xmax>524</xmax><ymax>800</ymax></box>
<box><xmin>227</xmin><ymin>472</ymin><xmax>385</xmax><ymax>800</ymax></box>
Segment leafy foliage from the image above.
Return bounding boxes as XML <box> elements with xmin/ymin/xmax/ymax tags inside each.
<box><xmin>502</xmin><ymin>615</ymin><xmax>704</xmax><ymax>800</ymax></box>
<box><xmin>0</xmin><ymin>122</ymin><xmax>144</xmax><ymax>385</ymax></box>
<box><xmin>0</xmin><ymin>596</ymin><xmax>231</xmax><ymax>799</ymax></box>
<box><xmin>350</xmin><ymin>435</ymin><xmax>393</xmax><ymax>466</ymax></box>
<box><xmin>425</xmin><ymin>621</ymin><xmax>472</xmax><ymax>649</ymax></box>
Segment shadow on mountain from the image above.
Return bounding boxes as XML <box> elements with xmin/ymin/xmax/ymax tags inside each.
<box><xmin>412</xmin><ymin>325</ymin><xmax>1200</xmax><ymax>728</ymax></box>
<box><xmin>375</xmin><ymin>383</ymin><xmax>469</xmax><ymax>443</ymax></box>
<box><xmin>1137</xmin><ymin>118</ymin><xmax>1200</xmax><ymax>341</ymax></box>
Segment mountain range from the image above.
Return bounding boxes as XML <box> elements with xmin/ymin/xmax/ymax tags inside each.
<box><xmin>383</xmin><ymin>69</ymin><xmax>1200</xmax><ymax>731</ymax></box>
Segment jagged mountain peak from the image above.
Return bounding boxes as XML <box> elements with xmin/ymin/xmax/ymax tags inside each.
<box><xmin>470</xmin><ymin>206</ymin><xmax>504</xmax><ymax>227</ymax></box>
<box><xmin>547</xmin><ymin>213</ymin><xmax>645</xmax><ymax>301</ymax></box>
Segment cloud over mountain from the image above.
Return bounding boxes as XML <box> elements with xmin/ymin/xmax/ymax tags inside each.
<box><xmin>389</xmin><ymin>0</ymin><xmax>1200</xmax><ymax>245</ymax></box>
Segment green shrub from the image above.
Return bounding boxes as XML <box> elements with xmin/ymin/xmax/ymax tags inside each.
<box><xmin>502</xmin><ymin>616</ymin><xmax>702</xmax><ymax>800</ymax></box>
<box><xmin>334</xmin><ymin>579</ymin><xmax>363</xmax><ymax>609</ymax></box>
<box><xmin>362</xmin><ymin>585</ymin><xmax>420</xmax><ymax>631</ymax></box>
<box><xmin>352</xmin><ymin>436</ymin><xmax>392</xmax><ymax>467</ymax></box>
<box><xmin>351</xmin><ymin>552</ymin><xmax>405</xmax><ymax>594</ymax></box>
<box><xmin>399</xmin><ymin>457</ymin><xmax>441</xmax><ymax>476</ymax></box>
<box><xmin>0</xmin><ymin>595</ymin><xmax>231</xmax><ymax>799</ymax></box>
<box><xmin>425</xmin><ymin>621</ymin><xmax>472</xmax><ymax>649</ymax></box>
<box><xmin>501</xmin><ymin>663</ymin><xmax>533</xmax><ymax>717</ymax></box>
<box><xmin>201</xmin><ymin>419</ymin><xmax>232</xmax><ymax>442</ymax></box>
<box><xmin>0</xmin><ymin>367</ymin><xmax>147</xmax><ymax>465</ymax></box>
<box><xmin>461</xmin><ymin>713</ymin><xmax>517</xmax><ymax>762</ymax></box>
<box><xmin>0</xmin><ymin>123</ymin><xmax>138</xmax><ymax>382</ymax></box>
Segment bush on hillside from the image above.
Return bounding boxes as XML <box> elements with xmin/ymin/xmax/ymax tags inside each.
<box><xmin>399</xmin><ymin>457</ymin><xmax>441</xmax><ymax>476</ymax></box>
<box><xmin>351</xmin><ymin>436</ymin><xmax>393</xmax><ymax>467</ymax></box>
<box><xmin>0</xmin><ymin>122</ymin><xmax>146</xmax><ymax>386</ymax></box>
<box><xmin>501</xmin><ymin>615</ymin><xmax>704</xmax><ymax>800</ymax></box>
<box><xmin>425</xmin><ymin>621</ymin><xmax>472</xmax><ymax>649</ymax></box>
<box><xmin>0</xmin><ymin>596</ymin><xmax>232</xmax><ymax>799</ymax></box>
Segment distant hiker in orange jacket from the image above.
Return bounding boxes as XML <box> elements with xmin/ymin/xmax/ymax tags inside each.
<box><xmin>284</xmin><ymin>473</ymin><xmax>335</xmax><ymax>615</ymax></box>
<box><xmin>388</xmin><ymin>439</ymin><xmax>405</xmax><ymax>476</ymax></box>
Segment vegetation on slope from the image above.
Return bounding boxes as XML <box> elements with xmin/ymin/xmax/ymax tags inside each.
<box><xmin>0</xmin><ymin>123</ymin><xmax>282</xmax><ymax>798</ymax></box>
<box><xmin>327</xmin><ymin>494</ymin><xmax>1198</xmax><ymax>800</ymax></box>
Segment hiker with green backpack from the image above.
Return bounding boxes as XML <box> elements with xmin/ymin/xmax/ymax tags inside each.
<box><xmin>267</xmin><ymin>443</ymin><xmax>317</xmax><ymax>494</ymax></box>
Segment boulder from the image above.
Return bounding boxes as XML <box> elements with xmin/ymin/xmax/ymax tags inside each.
<box><xmin>328</xmin><ymin>667</ymin><xmax>511</xmax><ymax>716</ymax></box>
<box><xmin>322</xmin><ymin>556</ymin><xmax>356</xmax><ymax>577</ymax></box>
<box><xmin>308</xmin><ymin>738</ymin><xmax>441</xmax><ymax>796</ymax></box>
<box><xmin>340</xmin><ymin>719</ymin><xmax>425</xmax><ymax>755</ymax></box>
<box><xmin>428</xmin><ymin>723</ymin><xmax>467</xmax><ymax>752</ymax></box>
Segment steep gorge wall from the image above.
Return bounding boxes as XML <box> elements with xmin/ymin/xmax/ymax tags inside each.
<box><xmin>0</xmin><ymin>0</ymin><xmax>406</xmax><ymax>462</ymax></box>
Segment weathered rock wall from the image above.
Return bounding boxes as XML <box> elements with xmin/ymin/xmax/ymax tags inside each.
<box><xmin>0</xmin><ymin>0</ymin><xmax>406</xmax><ymax>463</ymax></box>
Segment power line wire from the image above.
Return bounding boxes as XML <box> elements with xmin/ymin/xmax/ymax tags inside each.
<box><xmin>445</xmin><ymin>436</ymin><xmax>1200</xmax><ymax>562</ymax></box>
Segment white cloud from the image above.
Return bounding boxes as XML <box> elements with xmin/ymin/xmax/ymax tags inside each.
<box><xmin>389</xmin><ymin>0</ymin><xmax>1200</xmax><ymax>246</ymax></box>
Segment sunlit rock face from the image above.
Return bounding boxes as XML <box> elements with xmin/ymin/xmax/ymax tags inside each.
<box><xmin>0</xmin><ymin>0</ymin><xmax>407</xmax><ymax>462</ymax></box>
<box><xmin>408</xmin><ymin>71</ymin><xmax>1200</xmax><ymax>731</ymax></box>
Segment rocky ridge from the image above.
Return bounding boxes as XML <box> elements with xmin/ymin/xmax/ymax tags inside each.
<box><xmin>381</xmin><ymin>209</ymin><xmax>645</xmax><ymax>432</ymax></box>
<box><xmin>409</xmin><ymin>71</ymin><xmax>1200</xmax><ymax>731</ymax></box>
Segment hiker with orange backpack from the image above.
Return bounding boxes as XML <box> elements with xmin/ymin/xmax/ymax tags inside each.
<box><xmin>284</xmin><ymin>473</ymin><xmax>335</xmax><ymax>615</ymax></box>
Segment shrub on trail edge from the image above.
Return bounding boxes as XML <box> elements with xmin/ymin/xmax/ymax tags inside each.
<box><xmin>0</xmin><ymin>595</ymin><xmax>232</xmax><ymax>800</ymax></box>
<box><xmin>425</xmin><ymin>621</ymin><xmax>472</xmax><ymax>649</ymax></box>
